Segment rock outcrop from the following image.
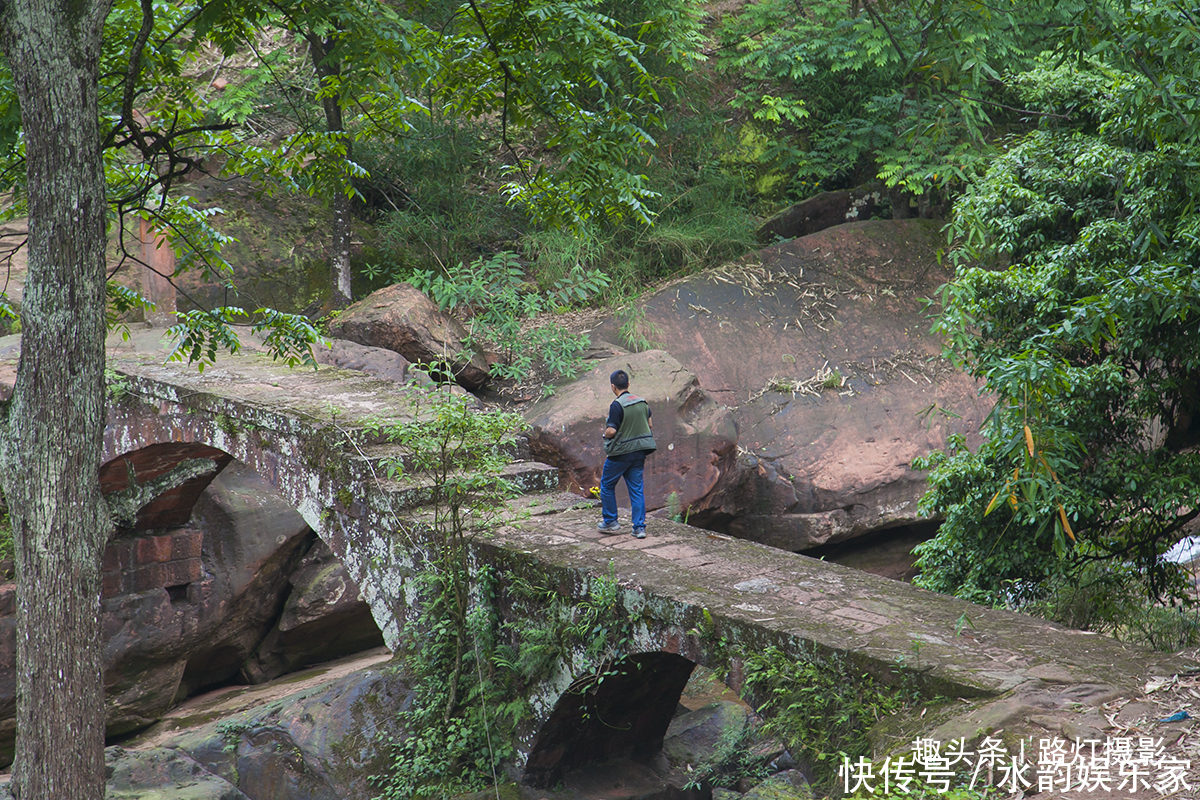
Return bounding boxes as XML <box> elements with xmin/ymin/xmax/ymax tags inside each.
<box><xmin>161</xmin><ymin>659</ymin><xmax>411</xmax><ymax>800</ymax></box>
<box><xmin>662</xmin><ymin>701</ymin><xmax>750</xmax><ymax>768</ymax></box>
<box><xmin>242</xmin><ymin>539</ymin><xmax>384</xmax><ymax>683</ymax></box>
<box><xmin>524</xmin><ymin>350</ymin><xmax>740</xmax><ymax>518</ymax></box>
<box><xmin>757</xmin><ymin>187</ymin><xmax>884</xmax><ymax>244</ymax></box>
<box><xmin>106</xmin><ymin>747</ymin><xmax>251</xmax><ymax>800</ymax></box>
<box><xmin>589</xmin><ymin>219</ymin><xmax>991</xmax><ymax>549</ymax></box>
<box><xmin>0</xmin><ymin>463</ymin><xmax>384</xmax><ymax>765</ymax></box>
<box><xmin>311</xmin><ymin>337</ymin><xmax>419</xmax><ymax>385</ymax></box>
<box><xmin>328</xmin><ymin>282</ymin><xmax>490</xmax><ymax>389</ymax></box>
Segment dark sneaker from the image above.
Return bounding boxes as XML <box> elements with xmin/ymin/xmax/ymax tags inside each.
<box><xmin>632</xmin><ymin>527</ymin><xmax>646</xmax><ymax>539</ymax></box>
<box><xmin>597</xmin><ymin>520</ymin><xmax>621</xmax><ymax>532</ymax></box>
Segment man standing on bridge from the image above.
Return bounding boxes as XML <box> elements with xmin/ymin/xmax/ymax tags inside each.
<box><xmin>598</xmin><ymin>369</ymin><xmax>657</xmax><ymax>538</ymax></box>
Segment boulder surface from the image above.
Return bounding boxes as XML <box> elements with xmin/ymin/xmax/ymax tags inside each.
<box><xmin>328</xmin><ymin>282</ymin><xmax>490</xmax><ymax>389</ymax></box>
<box><xmin>242</xmin><ymin>539</ymin><xmax>384</xmax><ymax>683</ymax></box>
<box><xmin>524</xmin><ymin>350</ymin><xmax>739</xmax><ymax>519</ymax></box>
<box><xmin>589</xmin><ymin>219</ymin><xmax>991</xmax><ymax>549</ymax></box>
<box><xmin>168</xmin><ymin>659</ymin><xmax>411</xmax><ymax>800</ymax></box>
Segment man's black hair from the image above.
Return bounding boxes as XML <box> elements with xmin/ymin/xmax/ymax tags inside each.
<box><xmin>610</xmin><ymin>369</ymin><xmax>629</xmax><ymax>390</ymax></box>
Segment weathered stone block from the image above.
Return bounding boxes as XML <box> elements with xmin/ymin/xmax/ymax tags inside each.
<box><xmin>102</xmin><ymin>571</ymin><xmax>127</xmax><ymax>599</ymax></box>
<box><xmin>104</xmin><ymin>539</ymin><xmax>132</xmax><ymax>572</ymax></box>
<box><xmin>136</xmin><ymin>534</ymin><xmax>174</xmax><ymax>565</ymax></box>
<box><xmin>131</xmin><ymin>559</ymin><xmax>201</xmax><ymax>593</ymax></box>
<box><xmin>171</xmin><ymin>529</ymin><xmax>204</xmax><ymax>560</ymax></box>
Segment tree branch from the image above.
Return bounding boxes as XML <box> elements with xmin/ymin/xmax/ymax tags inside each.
<box><xmin>104</xmin><ymin>0</ymin><xmax>156</xmax><ymax>153</ymax></box>
<box><xmin>106</xmin><ymin>457</ymin><xmax>220</xmax><ymax>529</ymax></box>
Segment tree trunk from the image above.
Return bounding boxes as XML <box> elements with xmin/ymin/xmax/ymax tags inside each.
<box><xmin>0</xmin><ymin>0</ymin><xmax>114</xmax><ymax>796</ymax></box>
<box><xmin>308</xmin><ymin>34</ymin><xmax>354</xmax><ymax>309</ymax></box>
<box><xmin>331</xmin><ymin>183</ymin><xmax>354</xmax><ymax>306</ymax></box>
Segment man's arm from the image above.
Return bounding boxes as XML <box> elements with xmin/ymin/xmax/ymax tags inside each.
<box><xmin>604</xmin><ymin>398</ymin><xmax>623</xmax><ymax>439</ymax></box>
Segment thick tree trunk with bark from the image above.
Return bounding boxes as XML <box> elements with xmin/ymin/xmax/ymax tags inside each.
<box><xmin>0</xmin><ymin>0</ymin><xmax>114</xmax><ymax>796</ymax></box>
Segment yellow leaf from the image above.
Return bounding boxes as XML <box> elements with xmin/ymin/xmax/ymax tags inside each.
<box><xmin>984</xmin><ymin>488</ymin><xmax>1004</xmax><ymax>516</ymax></box>
<box><xmin>1024</xmin><ymin>425</ymin><xmax>1035</xmax><ymax>457</ymax></box>
<box><xmin>1058</xmin><ymin>505</ymin><xmax>1075</xmax><ymax>541</ymax></box>
<box><xmin>1008</xmin><ymin>493</ymin><xmax>1018</xmax><ymax>511</ymax></box>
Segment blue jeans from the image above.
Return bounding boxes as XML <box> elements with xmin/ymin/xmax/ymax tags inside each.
<box><xmin>601</xmin><ymin>457</ymin><xmax>646</xmax><ymax>528</ymax></box>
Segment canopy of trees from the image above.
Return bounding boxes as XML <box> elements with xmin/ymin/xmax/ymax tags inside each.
<box><xmin>914</xmin><ymin>2</ymin><xmax>1200</xmax><ymax>612</ymax></box>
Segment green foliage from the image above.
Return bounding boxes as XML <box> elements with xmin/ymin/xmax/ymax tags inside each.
<box><xmin>615</xmin><ymin>302</ymin><xmax>659</xmax><ymax>353</ymax></box>
<box><xmin>363</xmin><ymin>98</ymin><xmax>758</xmax><ymax>305</ymax></box>
<box><xmin>0</xmin><ymin>293</ymin><xmax>19</xmax><ymax>336</ymax></box>
<box><xmin>521</xmin><ymin>107</ymin><xmax>759</xmax><ymax>294</ymax></box>
<box><xmin>354</xmin><ymin>119</ymin><xmax>519</xmax><ymax>289</ymax></box>
<box><xmin>369</xmin><ymin>391</ymin><xmax>641</xmax><ymax>797</ymax></box>
<box><xmin>744</xmin><ymin>646</ymin><xmax>911</xmax><ymax>792</ymax></box>
<box><xmin>374</xmin><ymin>434</ymin><xmax>635</xmax><ymax>797</ymax></box>
<box><xmin>1024</xmin><ymin>561</ymin><xmax>1200</xmax><ymax>652</ymax></box>
<box><xmin>104</xmin><ymin>368</ymin><xmax>131</xmax><ymax>403</ymax></box>
<box><xmin>916</xmin><ymin>2</ymin><xmax>1200</xmax><ymax>607</ymax></box>
<box><xmin>411</xmin><ymin>252</ymin><xmax>606</xmax><ymax>382</ymax></box>
<box><xmin>216</xmin><ymin>719</ymin><xmax>255</xmax><ymax>751</ymax></box>
<box><xmin>166</xmin><ymin>307</ymin><xmax>324</xmax><ymax>371</ymax></box>
<box><xmin>715</xmin><ymin>0</ymin><xmax>1089</xmax><ymax>202</ymax></box>
<box><xmin>372</xmin><ymin>391</ymin><xmax>524</xmax><ymax>798</ymax></box>
<box><xmin>682</xmin><ymin>724</ymin><xmax>770</xmax><ymax>792</ymax></box>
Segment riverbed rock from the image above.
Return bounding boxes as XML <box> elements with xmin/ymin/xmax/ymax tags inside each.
<box><xmin>241</xmin><ymin>539</ymin><xmax>385</xmax><ymax>683</ymax></box>
<box><xmin>591</xmin><ymin>219</ymin><xmax>991</xmax><ymax>549</ymax></box>
<box><xmin>106</xmin><ymin>747</ymin><xmax>250</xmax><ymax>800</ymax></box>
<box><xmin>170</xmin><ymin>658</ymin><xmax>412</xmax><ymax>800</ymax></box>
<box><xmin>523</xmin><ymin>350</ymin><xmax>740</xmax><ymax>517</ymax></box>
<box><xmin>741</xmin><ymin>770</ymin><xmax>812</xmax><ymax>800</ymax></box>
<box><xmin>663</xmin><ymin>701</ymin><xmax>751</xmax><ymax>768</ymax></box>
<box><xmin>328</xmin><ymin>282</ymin><xmax>490</xmax><ymax>389</ymax></box>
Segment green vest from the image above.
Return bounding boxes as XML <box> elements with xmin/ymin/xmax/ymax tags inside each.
<box><xmin>606</xmin><ymin>393</ymin><xmax>657</xmax><ymax>457</ymax></box>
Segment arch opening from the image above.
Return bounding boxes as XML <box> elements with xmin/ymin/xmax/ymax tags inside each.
<box><xmin>100</xmin><ymin>441</ymin><xmax>235</xmax><ymax>531</ymax></box>
<box><xmin>523</xmin><ymin>651</ymin><xmax>697</xmax><ymax>788</ymax></box>
<box><xmin>90</xmin><ymin>448</ymin><xmax>386</xmax><ymax>744</ymax></box>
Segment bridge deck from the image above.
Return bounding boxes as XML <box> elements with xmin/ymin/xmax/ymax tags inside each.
<box><xmin>103</xmin><ymin>329</ymin><xmax>433</xmax><ymax>432</ymax></box>
<box><xmin>491</xmin><ymin>509</ymin><xmax>1182</xmax><ymax>701</ymax></box>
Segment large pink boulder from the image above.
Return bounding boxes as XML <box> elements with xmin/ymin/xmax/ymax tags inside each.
<box><xmin>524</xmin><ymin>351</ymin><xmax>739</xmax><ymax>520</ymax></box>
<box><xmin>328</xmin><ymin>283</ymin><xmax>490</xmax><ymax>389</ymax></box>
<box><xmin>590</xmin><ymin>219</ymin><xmax>992</xmax><ymax>549</ymax></box>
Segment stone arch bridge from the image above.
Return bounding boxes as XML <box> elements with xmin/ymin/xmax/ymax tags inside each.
<box><xmin>92</xmin><ymin>346</ymin><xmax>1187</xmax><ymax>786</ymax></box>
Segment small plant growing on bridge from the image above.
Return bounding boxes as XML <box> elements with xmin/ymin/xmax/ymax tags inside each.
<box><xmin>373</xmin><ymin>389</ymin><xmax>525</xmax><ymax>798</ymax></box>
<box><xmin>371</xmin><ymin>390</ymin><xmax>639</xmax><ymax>798</ymax></box>
<box><xmin>744</xmin><ymin>646</ymin><xmax>915</xmax><ymax>792</ymax></box>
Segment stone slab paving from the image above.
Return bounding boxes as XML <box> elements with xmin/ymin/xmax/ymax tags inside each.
<box><xmin>102</xmin><ymin>328</ymin><xmax>433</xmax><ymax>431</ymax></box>
<box><xmin>490</xmin><ymin>510</ymin><xmax>1191</xmax><ymax>701</ymax></box>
